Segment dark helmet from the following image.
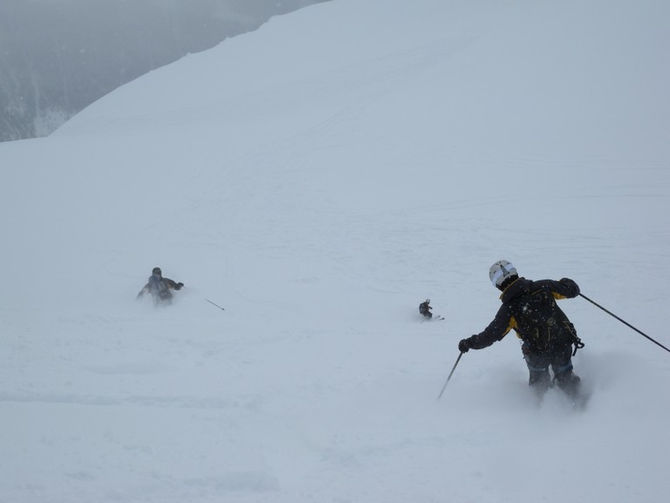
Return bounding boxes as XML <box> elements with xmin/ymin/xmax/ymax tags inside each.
<box><xmin>152</xmin><ymin>267</ymin><xmax>162</xmax><ymax>276</ymax></box>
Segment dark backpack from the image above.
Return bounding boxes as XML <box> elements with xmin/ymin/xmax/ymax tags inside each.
<box><xmin>508</xmin><ymin>287</ymin><xmax>576</xmax><ymax>351</ymax></box>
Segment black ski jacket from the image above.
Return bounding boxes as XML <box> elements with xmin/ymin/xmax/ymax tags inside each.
<box><xmin>419</xmin><ymin>302</ymin><xmax>431</xmax><ymax>315</ymax></box>
<box><xmin>466</xmin><ymin>277</ymin><xmax>579</xmax><ymax>352</ymax></box>
<box><xmin>137</xmin><ymin>275</ymin><xmax>183</xmax><ymax>300</ymax></box>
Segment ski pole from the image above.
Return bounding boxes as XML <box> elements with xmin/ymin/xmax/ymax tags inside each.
<box><xmin>205</xmin><ymin>298</ymin><xmax>225</xmax><ymax>311</ymax></box>
<box><xmin>579</xmin><ymin>293</ymin><xmax>669</xmax><ymax>354</ymax></box>
<box><xmin>437</xmin><ymin>351</ymin><xmax>464</xmax><ymax>399</ymax></box>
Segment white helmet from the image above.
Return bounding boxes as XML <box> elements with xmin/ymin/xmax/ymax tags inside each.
<box><xmin>489</xmin><ymin>260</ymin><xmax>517</xmax><ymax>288</ymax></box>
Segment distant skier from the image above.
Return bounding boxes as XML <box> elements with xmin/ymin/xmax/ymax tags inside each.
<box><xmin>457</xmin><ymin>260</ymin><xmax>584</xmax><ymax>399</ymax></box>
<box><xmin>419</xmin><ymin>299</ymin><xmax>433</xmax><ymax>319</ymax></box>
<box><xmin>137</xmin><ymin>267</ymin><xmax>184</xmax><ymax>304</ymax></box>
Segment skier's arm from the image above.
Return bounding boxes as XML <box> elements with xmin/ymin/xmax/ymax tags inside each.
<box><xmin>136</xmin><ymin>284</ymin><xmax>149</xmax><ymax>298</ymax></box>
<box><xmin>463</xmin><ymin>304</ymin><xmax>514</xmax><ymax>350</ymax></box>
<box><xmin>537</xmin><ymin>278</ymin><xmax>580</xmax><ymax>299</ymax></box>
<box><xmin>164</xmin><ymin>278</ymin><xmax>184</xmax><ymax>290</ymax></box>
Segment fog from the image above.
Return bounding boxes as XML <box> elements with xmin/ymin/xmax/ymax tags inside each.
<box><xmin>0</xmin><ymin>0</ymin><xmax>328</xmax><ymax>142</ymax></box>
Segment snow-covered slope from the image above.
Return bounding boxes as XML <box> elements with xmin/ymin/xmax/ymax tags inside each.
<box><xmin>1</xmin><ymin>1</ymin><xmax>669</xmax><ymax>502</ymax></box>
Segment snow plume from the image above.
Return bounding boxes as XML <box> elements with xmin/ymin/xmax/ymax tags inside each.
<box><xmin>1</xmin><ymin>0</ymin><xmax>669</xmax><ymax>502</ymax></box>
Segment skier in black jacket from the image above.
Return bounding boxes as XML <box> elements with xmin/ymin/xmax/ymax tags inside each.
<box><xmin>458</xmin><ymin>260</ymin><xmax>584</xmax><ymax>397</ymax></box>
<box><xmin>137</xmin><ymin>267</ymin><xmax>184</xmax><ymax>304</ymax></box>
<box><xmin>419</xmin><ymin>299</ymin><xmax>433</xmax><ymax>319</ymax></box>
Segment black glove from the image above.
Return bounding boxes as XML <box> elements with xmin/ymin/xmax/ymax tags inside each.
<box><xmin>559</xmin><ymin>277</ymin><xmax>580</xmax><ymax>296</ymax></box>
<box><xmin>458</xmin><ymin>339</ymin><xmax>470</xmax><ymax>353</ymax></box>
<box><xmin>175</xmin><ymin>282</ymin><xmax>184</xmax><ymax>290</ymax></box>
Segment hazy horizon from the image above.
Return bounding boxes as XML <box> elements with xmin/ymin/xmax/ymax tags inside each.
<box><xmin>0</xmin><ymin>0</ymin><xmax>328</xmax><ymax>142</ymax></box>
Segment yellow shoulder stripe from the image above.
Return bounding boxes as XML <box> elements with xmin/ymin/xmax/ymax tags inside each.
<box><xmin>506</xmin><ymin>316</ymin><xmax>519</xmax><ymax>338</ymax></box>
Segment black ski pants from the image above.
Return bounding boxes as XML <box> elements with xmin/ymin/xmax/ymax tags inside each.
<box><xmin>522</xmin><ymin>342</ymin><xmax>580</xmax><ymax>395</ymax></box>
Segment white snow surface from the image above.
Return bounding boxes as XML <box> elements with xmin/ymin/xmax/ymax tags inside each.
<box><xmin>2</xmin><ymin>0</ymin><xmax>670</xmax><ymax>501</ymax></box>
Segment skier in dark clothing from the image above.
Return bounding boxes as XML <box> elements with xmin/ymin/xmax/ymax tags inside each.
<box><xmin>419</xmin><ymin>299</ymin><xmax>433</xmax><ymax>319</ymax></box>
<box><xmin>137</xmin><ymin>267</ymin><xmax>184</xmax><ymax>304</ymax></box>
<box><xmin>458</xmin><ymin>260</ymin><xmax>584</xmax><ymax>398</ymax></box>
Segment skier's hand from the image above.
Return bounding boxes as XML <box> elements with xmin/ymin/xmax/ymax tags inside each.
<box><xmin>559</xmin><ymin>277</ymin><xmax>579</xmax><ymax>296</ymax></box>
<box><xmin>458</xmin><ymin>339</ymin><xmax>470</xmax><ymax>353</ymax></box>
<box><xmin>176</xmin><ymin>282</ymin><xmax>184</xmax><ymax>290</ymax></box>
